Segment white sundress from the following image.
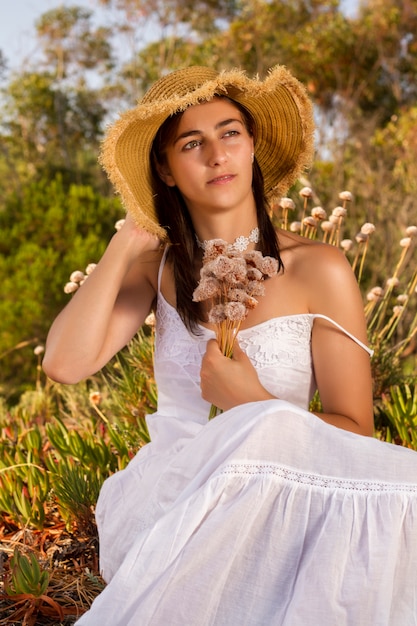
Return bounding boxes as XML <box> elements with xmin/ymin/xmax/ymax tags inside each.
<box><xmin>75</xmin><ymin>251</ymin><xmax>417</xmax><ymax>626</ymax></box>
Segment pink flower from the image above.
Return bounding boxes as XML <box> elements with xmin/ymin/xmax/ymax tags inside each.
<box><xmin>400</xmin><ymin>237</ymin><xmax>412</xmax><ymax>248</ymax></box>
<box><xmin>341</xmin><ymin>239</ymin><xmax>353</xmax><ymax>252</ymax></box>
<box><xmin>243</xmin><ymin>250</ymin><xmax>264</xmax><ymax>269</ymax></box>
<box><xmin>70</xmin><ymin>270</ymin><xmax>85</xmax><ymax>283</ymax></box>
<box><xmin>332</xmin><ymin>206</ymin><xmax>347</xmax><ymax>218</ymax></box>
<box><xmin>279</xmin><ymin>197</ymin><xmax>296</xmax><ymax>210</ymax></box>
<box><xmin>360</xmin><ymin>223</ymin><xmax>375</xmax><ymax>235</ymax></box>
<box><xmin>200</xmin><ymin>239</ymin><xmax>228</xmax><ymax>260</ymax></box>
<box><xmin>225</xmin><ymin>301</ymin><xmax>247</xmax><ymax>321</ymax></box>
<box><xmin>193</xmin><ymin>239</ymin><xmax>279</xmax><ymax>419</ymax></box>
<box><xmin>311</xmin><ymin>206</ymin><xmax>326</xmax><ymax>220</ymax></box>
<box><xmin>339</xmin><ymin>191</ymin><xmax>353</xmax><ymax>202</ymax></box>
<box><xmin>260</xmin><ymin>256</ymin><xmax>279</xmax><ymax>277</ymax></box>
<box><xmin>64</xmin><ymin>281</ymin><xmax>79</xmax><ymax>294</ymax></box>
<box><xmin>247</xmin><ymin>280</ymin><xmax>265</xmax><ymax>297</ymax></box>
<box><xmin>193</xmin><ymin>276</ymin><xmax>221</xmax><ymax>301</ymax></box>
<box><xmin>299</xmin><ymin>187</ymin><xmax>313</xmax><ymax>198</ymax></box>
<box><xmin>208</xmin><ymin>304</ymin><xmax>227</xmax><ymax>324</ymax></box>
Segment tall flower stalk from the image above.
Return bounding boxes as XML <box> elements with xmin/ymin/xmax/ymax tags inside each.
<box><xmin>193</xmin><ymin>239</ymin><xmax>278</xmax><ymax>419</ymax></box>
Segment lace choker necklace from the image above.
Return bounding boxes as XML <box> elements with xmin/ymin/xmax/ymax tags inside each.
<box><xmin>195</xmin><ymin>227</ymin><xmax>260</xmax><ymax>253</ymax></box>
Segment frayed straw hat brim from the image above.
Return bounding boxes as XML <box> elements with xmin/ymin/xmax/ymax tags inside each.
<box><xmin>100</xmin><ymin>65</ymin><xmax>315</xmax><ymax>239</ymax></box>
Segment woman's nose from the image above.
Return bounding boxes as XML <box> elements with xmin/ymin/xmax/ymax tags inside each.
<box><xmin>207</xmin><ymin>142</ymin><xmax>227</xmax><ymax>166</ymax></box>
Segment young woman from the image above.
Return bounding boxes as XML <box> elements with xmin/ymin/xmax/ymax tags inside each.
<box><xmin>43</xmin><ymin>66</ymin><xmax>417</xmax><ymax>625</ymax></box>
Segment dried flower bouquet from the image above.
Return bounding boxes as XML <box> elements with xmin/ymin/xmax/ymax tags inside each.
<box><xmin>192</xmin><ymin>239</ymin><xmax>279</xmax><ymax>419</ymax></box>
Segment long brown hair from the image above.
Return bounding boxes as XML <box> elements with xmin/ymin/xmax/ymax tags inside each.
<box><xmin>150</xmin><ymin>97</ymin><xmax>283</xmax><ymax>332</ymax></box>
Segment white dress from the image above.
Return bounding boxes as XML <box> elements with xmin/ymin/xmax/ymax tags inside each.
<box><xmin>76</xmin><ymin>253</ymin><xmax>417</xmax><ymax>626</ymax></box>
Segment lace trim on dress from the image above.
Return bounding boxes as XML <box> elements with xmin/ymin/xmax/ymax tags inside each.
<box><xmin>218</xmin><ymin>462</ymin><xmax>417</xmax><ymax>493</ymax></box>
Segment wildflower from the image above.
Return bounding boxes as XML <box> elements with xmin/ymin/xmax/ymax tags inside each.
<box><xmin>386</xmin><ymin>277</ymin><xmax>400</xmax><ymax>288</ymax></box>
<box><xmin>85</xmin><ymin>263</ymin><xmax>97</xmax><ymax>275</ymax></box>
<box><xmin>299</xmin><ymin>187</ymin><xmax>313</xmax><ymax>198</ymax></box>
<box><xmin>303</xmin><ymin>216</ymin><xmax>318</xmax><ymax>239</ymax></box>
<box><xmin>355</xmin><ymin>232</ymin><xmax>368</xmax><ymax>244</ymax></box>
<box><xmin>89</xmin><ymin>391</ymin><xmax>102</xmax><ymax>406</ymax></box>
<box><xmin>64</xmin><ymin>281</ymin><xmax>79</xmax><ymax>294</ymax></box>
<box><xmin>320</xmin><ymin>220</ymin><xmax>335</xmax><ymax>244</ymax></box>
<box><xmin>224</xmin><ymin>301</ymin><xmax>247</xmax><ymax>322</ymax></box>
<box><xmin>199</xmin><ymin>239</ymin><xmax>228</xmax><ymax>260</ymax></box>
<box><xmin>193</xmin><ymin>240</ymin><xmax>278</xmax><ymax>419</ymax></box>
<box><xmin>115</xmin><ymin>219</ymin><xmax>125</xmax><ymax>231</ymax></box>
<box><xmin>369</xmin><ymin>286</ymin><xmax>384</xmax><ymax>299</ymax></box>
<box><xmin>227</xmin><ymin>288</ymin><xmax>251</xmax><ymax>303</ymax></box>
<box><xmin>279</xmin><ymin>197</ymin><xmax>296</xmax><ymax>229</ymax></box>
<box><xmin>340</xmin><ymin>239</ymin><xmax>353</xmax><ymax>252</ymax></box>
<box><xmin>259</xmin><ymin>256</ymin><xmax>279</xmax><ymax>277</ymax></box>
<box><xmin>208</xmin><ymin>303</ymin><xmax>227</xmax><ymax>324</ymax></box>
<box><xmin>204</xmin><ymin>256</ymin><xmax>236</xmax><ymax>279</ymax></box>
<box><xmin>70</xmin><ymin>270</ymin><xmax>85</xmax><ymax>283</ymax></box>
<box><xmin>367</xmin><ymin>291</ymin><xmax>379</xmax><ymax>302</ymax></box>
<box><xmin>144</xmin><ymin>312</ymin><xmax>156</xmax><ymax>327</ymax></box>
<box><xmin>397</xmin><ymin>294</ymin><xmax>408</xmax><ymax>304</ymax></box>
<box><xmin>246</xmin><ymin>267</ymin><xmax>263</xmax><ymax>281</ymax></box>
<box><xmin>279</xmin><ymin>197</ymin><xmax>295</xmax><ymax>210</ymax></box>
<box><xmin>243</xmin><ymin>294</ymin><xmax>259</xmax><ymax>309</ymax></box>
<box><xmin>360</xmin><ymin>223</ymin><xmax>376</xmax><ymax>235</ymax></box>
<box><xmin>406</xmin><ymin>225</ymin><xmax>417</xmax><ymax>237</ymax></box>
<box><xmin>34</xmin><ymin>345</ymin><xmax>45</xmax><ymax>356</ymax></box>
<box><xmin>311</xmin><ymin>206</ymin><xmax>326</xmax><ymax>220</ymax></box>
<box><xmin>339</xmin><ymin>191</ymin><xmax>353</xmax><ymax>202</ymax></box>
<box><xmin>246</xmin><ymin>280</ymin><xmax>266</xmax><ymax>297</ymax></box>
<box><xmin>290</xmin><ymin>221</ymin><xmax>301</xmax><ymax>233</ymax></box>
<box><xmin>400</xmin><ymin>237</ymin><xmax>412</xmax><ymax>248</ymax></box>
<box><xmin>352</xmin><ymin>225</ymin><xmax>374</xmax><ymax>283</ymax></box>
<box><xmin>393</xmin><ymin>305</ymin><xmax>404</xmax><ymax>317</ymax></box>
<box><xmin>332</xmin><ymin>206</ymin><xmax>347</xmax><ymax>218</ymax></box>
<box><xmin>303</xmin><ymin>216</ymin><xmax>318</xmax><ymax>228</ymax></box>
<box><xmin>193</xmin><ymin>276</ymin><xmax>221</xmax><ymax>301</ymax></box>
<box><xmin>321</xmin><ymin>221</ymin><xmax>335</xmax><ymax>233</ymax></box>
<box><xmin>366</xmin><ymin>287</ymin><xmax>383</xmax><ymax>314</ymax></box>
<box><xmin>244</xmin><ymin>250</ymin><xmax>265</xmax><ymax>268</ymax></box>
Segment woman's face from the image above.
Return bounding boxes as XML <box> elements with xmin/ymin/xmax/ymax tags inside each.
<box><xmin>159</xmin><ymin>98</ymin><xmax>255</xmax><ymax>219</ymax></box>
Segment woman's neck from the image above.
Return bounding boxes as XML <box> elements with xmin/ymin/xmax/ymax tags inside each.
<box><xmin>192</xmin><ymin>213</ymin><xmax>259</xmax><ymax>249</ymax></box>
<box><xmin>195</xmin><ymin>225</ymin><xmax>260</xmax><ymax>253</ymax></box>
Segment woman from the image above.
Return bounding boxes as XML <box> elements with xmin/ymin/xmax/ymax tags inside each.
<box><xmin>43</xmin><ymin>66</ymin><xmax>417</xmax><ymax>625</ymax></box>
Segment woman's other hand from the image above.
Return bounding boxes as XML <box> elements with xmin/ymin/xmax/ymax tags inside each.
<box><xmin>200</xmin><ymin>338</ymin><xmax>275</xmax><ymax>411</ymax></box>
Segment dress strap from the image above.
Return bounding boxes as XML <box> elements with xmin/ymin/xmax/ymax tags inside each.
<box><xmin>157</xmin><ymin>245</ymin><xmax>170</xmax><ymax>293</ymax></box>
<box><xmin>312</xmin><ymin>314</ymin><xmax>374</xmax><ymax>357</ymax></box>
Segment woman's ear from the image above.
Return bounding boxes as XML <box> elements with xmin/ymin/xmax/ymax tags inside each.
<box><xmin>156</xmin><ymin>162</ymin><xmax>176</xmax><ymax>187</ymax></box>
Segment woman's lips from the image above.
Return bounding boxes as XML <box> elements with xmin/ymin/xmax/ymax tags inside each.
<box><xmin>207</xmin><ymin>174</ymin><xmax>235</xmax><ymax>185</ymax></box>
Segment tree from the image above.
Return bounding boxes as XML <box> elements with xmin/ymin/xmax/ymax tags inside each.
<box><xmin>0</xmin><ymin>177</ymin><xmax>122</xmax><ymax>398</ymax></box>
<box><xmin>1</xmin><ymin>72</ymin><xmax>106</xmax><ymax>188</ymax></box>
<box><xmin>35</xmin><ymin>6</ymin><xmax>114</xmax><ymax>84</ymax></box>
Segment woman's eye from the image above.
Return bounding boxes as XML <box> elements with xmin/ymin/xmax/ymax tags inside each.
<box><xmin>183</xmin><ymin>139</ymin><xmax>201</xmax><ymax>150</ymax></box>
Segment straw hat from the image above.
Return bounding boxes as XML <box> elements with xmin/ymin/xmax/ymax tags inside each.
<box><xmin>100</xmin><ymin>65</ymin><xmax>315</xmax><ymax>239</ymax></box>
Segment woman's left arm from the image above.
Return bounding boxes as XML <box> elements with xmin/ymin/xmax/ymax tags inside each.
<box><xmin>308</xmin><ymin>245</ymin><xmax>374</xmax><ymax>436</ymax></box>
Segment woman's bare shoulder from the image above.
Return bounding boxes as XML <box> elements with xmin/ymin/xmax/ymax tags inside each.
<box><xmin>278</xmin><ymin>229</ymin><xmax>348</xmax><ymax>272</ymax></box>
<box><xmin>277</xmin><ymin>228</ymin><xmax>362</xmax><ymax>311</ymax></box>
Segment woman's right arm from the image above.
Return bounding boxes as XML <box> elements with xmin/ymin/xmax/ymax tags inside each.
<box><xmin>42</xmin><ymin>215</ymin><xmax>162</xmax><ymax>383</ymax></box>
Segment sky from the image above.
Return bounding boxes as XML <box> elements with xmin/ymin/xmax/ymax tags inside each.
<box><xmin>0</xmin><ymin>0</ymin><xmax>359</xmax><ymax>71</ymax></box>
<box><xmin>0</xmin><ymin>0</ymin><xmax>104</xmax><ymax>70</ymax></box>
